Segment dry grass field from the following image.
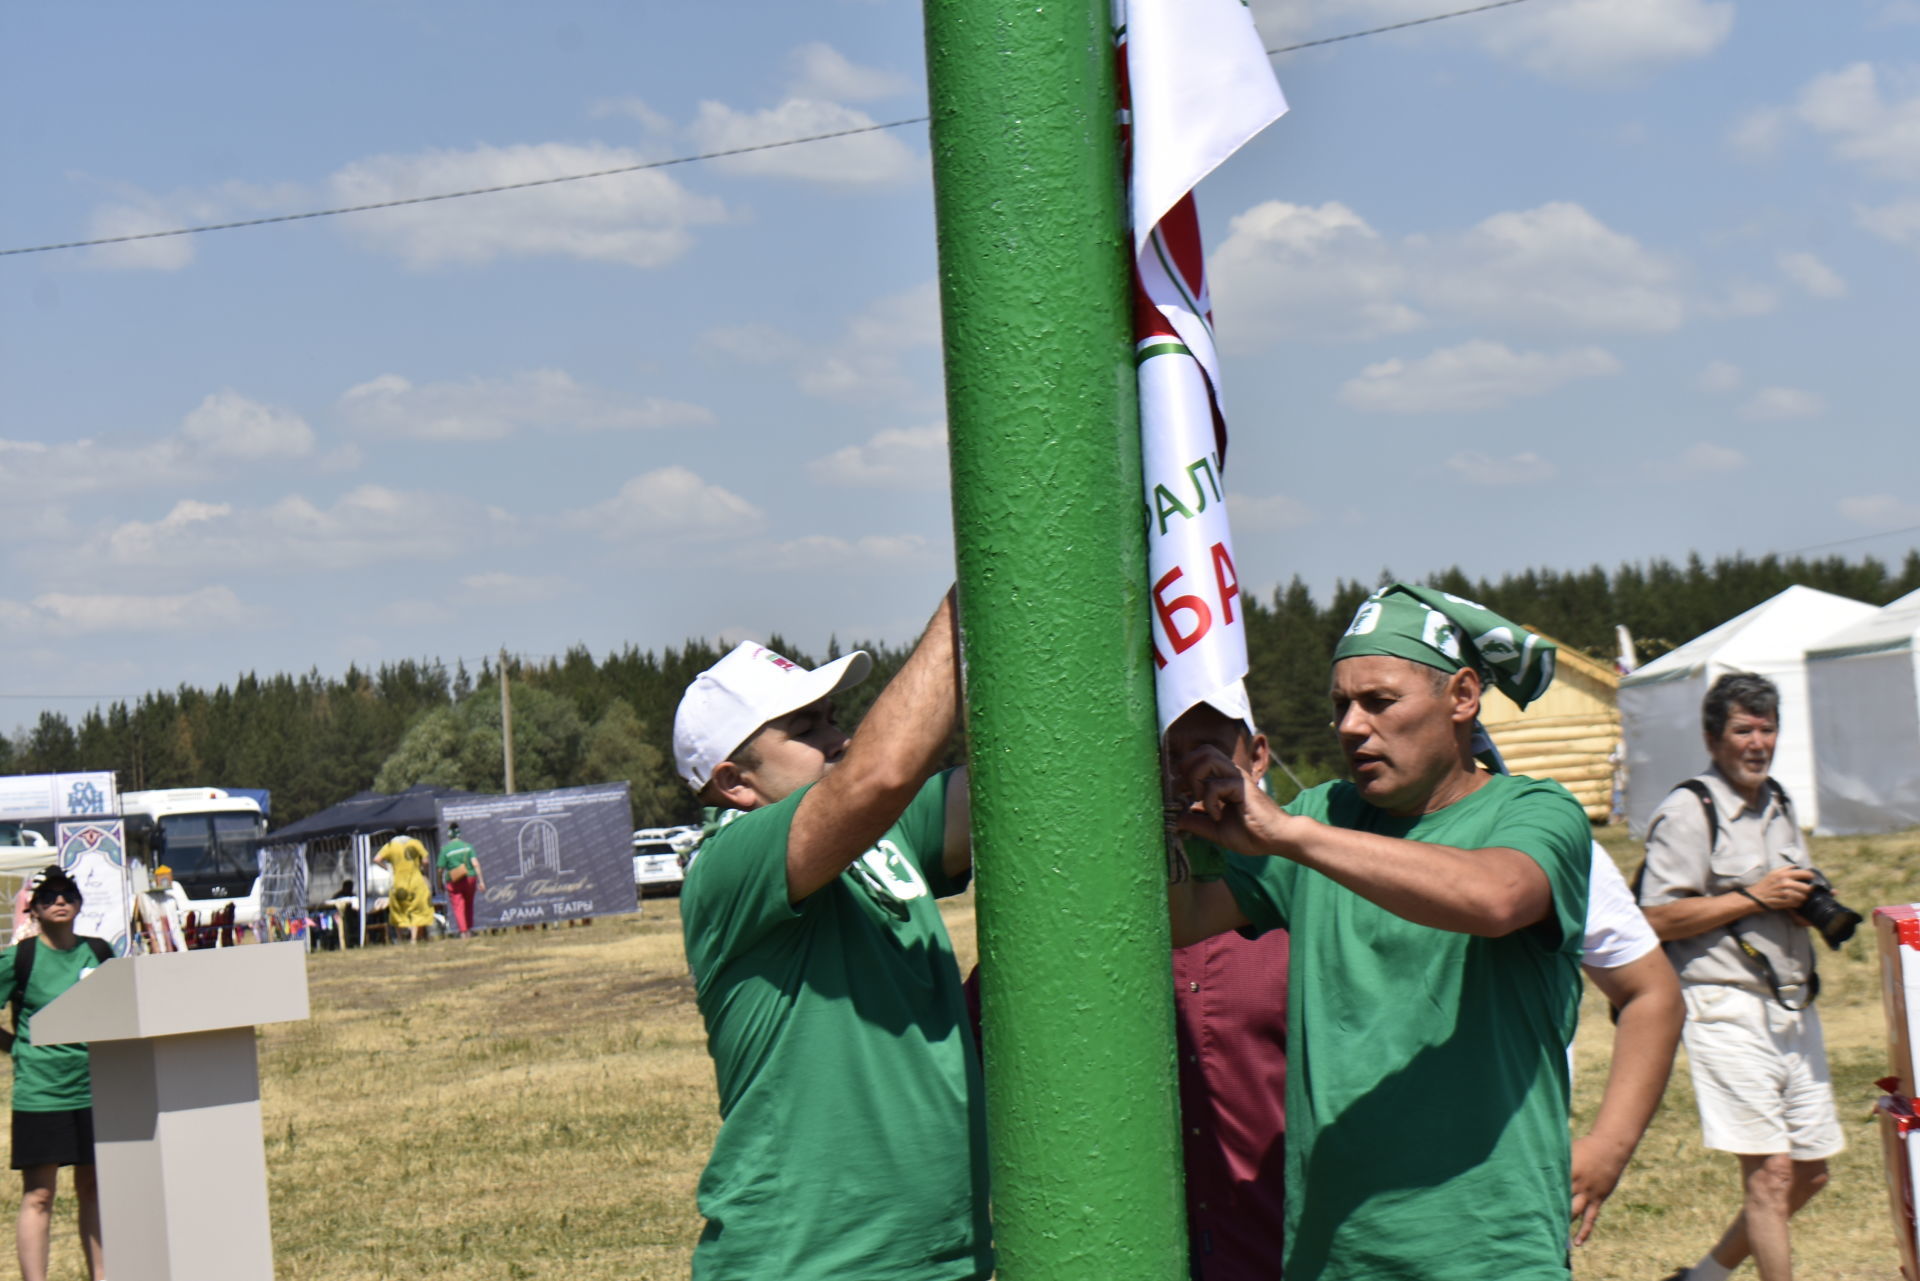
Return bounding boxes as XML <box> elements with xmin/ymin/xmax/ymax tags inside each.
<box><xmin>6</xmin><ymin>827</ymin><xmax>1916</xmax><ymax>1279</ymax></box>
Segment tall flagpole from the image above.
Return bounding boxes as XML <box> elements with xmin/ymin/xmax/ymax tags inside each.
<box><xmin>922</xmin><ymin>1</ymin><xmax>1187</xmax><ymax>1276</ymax></box>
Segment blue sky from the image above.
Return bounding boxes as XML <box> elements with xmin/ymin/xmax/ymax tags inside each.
<box><xmin>3</xmin><ymin>0</ymin><xmax>1917</xmax><ymax>736</ymax></box>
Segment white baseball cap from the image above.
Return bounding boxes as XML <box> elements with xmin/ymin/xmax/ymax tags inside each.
<box><xmin>673</xmin><ymin>641</ymin><xmax>873</xmax><ymax>791</ymax></box>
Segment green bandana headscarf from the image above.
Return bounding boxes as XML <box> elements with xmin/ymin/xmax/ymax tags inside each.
<box><xmin>1334</xmin><ymin>583</ymin><xmax>1557</xmax><ymax>710</ymax></box>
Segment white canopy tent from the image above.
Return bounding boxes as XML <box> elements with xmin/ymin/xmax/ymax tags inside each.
<box><xmin>1618</xmin><ymin>585</ymin><xmax>1877</xmax><ymax>835</ymax></box>
<box><xmin>1807</xmin><ymin>587</ymin><xmax>1920</xmax><ymax>835</ymax></box>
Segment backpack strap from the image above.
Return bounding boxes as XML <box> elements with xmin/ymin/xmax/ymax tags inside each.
<box><xmin>83</xmin><ymin>936</ymin><xmax>113</xmax><ymax>964</ymax></box>
<box><xmin>9</xmin><ymin>936</ymin><xmax>37</xmax><ymax>1029</ymax></box>
<box><xmin>1630</xmin><ymin>779</ymin><xmax>1720</xmax><ymax>902</ymax></box>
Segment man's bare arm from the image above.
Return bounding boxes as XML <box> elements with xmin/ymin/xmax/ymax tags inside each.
<box><xmin>1641</xmin><ymin>866</ymin><xmax>1813</xmax><ymax>941</ymax></box>
<box><xmin>1169</xmin><ymin>877</ymin><xmax>1251</xmax><ymax>948</ymax></box>
<box><xmin>1570</xmin><ymin>948</ymin><xmax>1683</xmax><ymax>1244</ymax></box>
<box><xmin>942</xmin><ymin>766</ymin><xmax>972</xmax><ymax>882</ymax></box>
<box><xmin>785</xmin><ymin>593</ymin><xmax>959</xmax><ymax>903</ymax></box>
<box><xmin>1176</xmin><ymin>745</ymin><xmax>1552</xmax><ymax>937</ymax></box>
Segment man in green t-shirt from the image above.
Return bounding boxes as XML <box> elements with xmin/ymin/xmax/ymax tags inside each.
<box><xmin>436</xmin><ymin>823</ymin><xmax>484</xmax><ymax>937</ymax></box>
<box><xmin>670</xmin><ymin>592</ymin><xmax>988</xmax><ymax>1281</ymax></box>
<box><xmin>2</xmin><ymin>867</ymin><xmax>108</xmax><ymax>1281</ymax></box>
<box><xmin>1169</xmin><ymin>584</ymin><xmax>1591</xmax><ymax>1281</ymax></box>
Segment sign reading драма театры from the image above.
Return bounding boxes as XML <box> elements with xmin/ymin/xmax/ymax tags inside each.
<box><xmin>437</xmin><ymin>783</ymin><xmax>634</xmax><ymax>928</ymax></box>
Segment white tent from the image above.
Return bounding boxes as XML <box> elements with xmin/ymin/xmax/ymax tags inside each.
<box><xmin>1807</xmin><ymin>587</ymin><xmax>1920</xmax><ymax>835</ymax></box>
<box><xmin>1618</xmin><ymin>585</ymin><xmax>1877</xmax><ymax>835</ymax></box>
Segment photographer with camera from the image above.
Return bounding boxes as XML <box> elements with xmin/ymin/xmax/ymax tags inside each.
<box><xmin>1640</xmin><ymin>672</ymin><xmax>1850</xmax><ymax>1281</ymax></box>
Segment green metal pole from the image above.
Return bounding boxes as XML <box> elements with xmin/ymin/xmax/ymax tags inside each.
<box><xmin>922</xmin><ymin>3</ymin><xmax>1187</xmax><ymax>1278</ymax></box>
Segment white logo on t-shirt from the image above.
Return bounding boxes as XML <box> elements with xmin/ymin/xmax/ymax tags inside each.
<box><xmin>860</xmin><ymin>841</ymin><xmax>929</xmax><ymax>902</ymax></box>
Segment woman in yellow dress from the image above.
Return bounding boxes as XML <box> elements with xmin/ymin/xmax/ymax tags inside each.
<box><xmin>374</xmin><ymin>834</ymin><xmax>435</xmax><ymax>943</ymax></box>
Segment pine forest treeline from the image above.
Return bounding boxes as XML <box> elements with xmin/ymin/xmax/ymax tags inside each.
<box><xmin>5</xmin><ymin>550</ymin><xmax>1916</xmax><ymax>829</ymax></box>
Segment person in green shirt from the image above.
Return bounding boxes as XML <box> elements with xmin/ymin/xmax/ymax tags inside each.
<box><xmin>1168</xmin><ymin>584</ymin><xmax>1591</xmax><ymax>1281</ymax></box>
<box><xmin>671</xmin><ymin>592</ymin><xmax>989</xmax><ymax>1281</ymax></box>
<box><xmin>2</xmin><ymin>867</ymin><xmax>108</xmax><ymax>1281</ymax></box>
<box><xmin>436</xmin><ymin>823</ymin><xmax>484</xmax><ymax>937</ymax></box>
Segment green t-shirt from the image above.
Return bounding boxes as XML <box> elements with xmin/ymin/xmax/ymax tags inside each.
<box><xmin>1</xmin><ymin>937</ymin><xmax>106</xmax><ymax>1112</ymax></box>
<box><xmin>680</xmin><ymin>770</ymin><xmax>991</xmax><ymax>1281</ymax></box>
<box><xmin>436</xmin><ymin>838</ymin><xmax>478</xmax><ymax>879</ymax></box>
<box><xmin>1223</xmin><ymin>773</ymin><xmax>1590</xmax><ymax>1281</ymax></box>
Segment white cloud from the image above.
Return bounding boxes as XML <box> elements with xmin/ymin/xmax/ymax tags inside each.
<box><xmin>457</xmin><ymin>573</ymin><xmax>579</xmax><ymax>604</ymax></box>
<box><xmin>1443</xmin><ymin>451</ymin><xmax>1560</xmax><ymax>486</ymax></box>
<box><xmin>1699</xmin><ymin>281</ymin><xmax>1780</xmax><ymax>318</ymax></box>
<box><xmin>1776</xmin><ymin>251</ymin><xmax>1848</xmax><ymax>298</ymax></box>
<box><xmin>1247</xmin><ymin>0</ymin><xmax>1315</xmax><ymax>48</ymax></box>
<box><xmin>1859</xmin><ymin>197</ymin><xmax>1920</xmax><ymax>249</ymax></box>
<box><xmin>1728</xmin><ymin>107</ymin><xmax>1788</xmax><ymax>157</ymax></box>
<box><xmin>570</xmin><ymin>467</ymin><xmax>763</xmax><ymax>542</ymax></box>
<box><xmin>788</xmin><ymin>43</ymin><xmax>911</xmax><ymax>101</ymax></box>
<box><xmin>711</xmin><ymin>281</ymin><xmax>942</xmax><ymax>402</ymax></box>
<box><xmin>1413</xmin><ymin>202</ymin><xmax>1686</xmax><ymax>333</ymax></box>
<box><xmin>1338</xmin><ymin>341</ymin><xmax>1621</xmax><ymax>413</ymax></box>
<box><xmin>1647</xmin><ymin>442</ymin><xmax>1748</xmax><ymax>481</ymax></box>
<box><xmin>1793</xmin><ymin>62</ymin><xmax>1920</xmax><ymax>182</ymax></box>
<box><xmin>807</xmin><ymin>425</ymin><xmax>948</xmax><ymax>489</ymax></box>
<box><xmin>76</xmin><ymin>487</ymin><xmax>510</xmax><ymax>575</ymax></box>
<box><xmin>689</xmin><ymin>99</ymin><xmax>919</xmax><ymax>186</ymax></box>
<box><xmin>0</xmin><ymin>388</ymin><xmax>320</xmax><ymax>502</ymax></box>
<box><xmin>1215</xmin><ymin>200</ymin><xmax>1689</xmax><ymax>345</ymax></box>
<box><xmin>1230</xmin><ymin>492</ymin><xmax>1316</xmax><ymax>531</ymax></box>
<box><xmin>81</xmin><ymin>180</ymin><xmax>306</xmax><ymax>272</ymax></box>
<box><xmin>1840</xmin><ymin>493</ymin><xmax>1920</xmax><ymax>528</ymax></box>
<box><xmin>328</xmin><ymin>143</ymin><xmax>730</xmax><ymax>268</ymax></box>
<box><xmin>0</xmin><ymin>587</ymin><xmax>258</xmax><ymax>636</ymax></box>
<box><xmin>1211</xmin><ymin>201</ymin><xmax>1422</xmax><ymax>345</ymax></box>
<box><xmin>1738</xmin><ymin>386</ymin><xmax>1825</xmax><ymax>420</ymax></box>
<box><xmin>1329</xmin><ymin>0</ymin><xmax>1729</xmax><ymax>84</ymax></box>
<box><xmin>1643</xmin><ymin>441</ymin><xmax>1751</xmax><ymax>480</ymax></box>
<box><xmin>586</xmin><ymin>97</ymin><xmax>674</xmax><ymax>133</ymax></box>
<box><xmin>748</xmin><ymin>533</ymin><xmax>932</xmax><ymax>573</ymax></box>
<box><xmin>181</xmin><ymin>389</ymin><xmax>315</xmax><ymax>459</ymax></box>
<box><xmin>1697</xmin><ymin>360</ymin><xmax>1744</xmax><ymax>393</ymax></box>
<box><xmin>337</xmin><ymin>369</ymin><xmax>710</xmax><ymax>442</ymax></box>
<box><xmin>1472</xmin><ymin>0</ymin><xmax>1733</xmax><ymax>84</ymax></box>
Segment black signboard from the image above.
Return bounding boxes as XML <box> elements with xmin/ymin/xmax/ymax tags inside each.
<box><xmin>437</xmin><ymin>783</ymin><xmax>635</xmax><ymax>928</ymax></box>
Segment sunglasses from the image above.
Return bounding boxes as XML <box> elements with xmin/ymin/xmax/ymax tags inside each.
<box><xmin>32</xmin><ymin>890</ymin><xmax>79</xmax><ymax>906</ymax></box>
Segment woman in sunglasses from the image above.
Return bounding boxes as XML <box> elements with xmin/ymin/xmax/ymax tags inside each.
<box><xmin>2</xmin><ymin>867</ymin><xmax>109</xmax><ymax>1281</ymax></box>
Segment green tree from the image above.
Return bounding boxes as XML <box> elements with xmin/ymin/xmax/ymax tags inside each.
<box><xmin>579</xmin><ymin>699</ymin><xmax>678</xmax><ymax>826</ymax></box>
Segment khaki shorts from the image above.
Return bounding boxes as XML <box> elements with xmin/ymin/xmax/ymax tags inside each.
<box><xmin>1681</xmin><ymin>984</ymin><xmax>1845</xmax><ymax>1161</ymax></box>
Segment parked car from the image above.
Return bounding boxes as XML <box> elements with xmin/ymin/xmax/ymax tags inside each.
<box><xmin>633</xmin><ymin>825</ymin><xmax>699</xmax><ymax>897</ymax></box>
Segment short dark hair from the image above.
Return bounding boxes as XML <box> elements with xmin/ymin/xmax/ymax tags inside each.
<box><xmin>1703</xmin><ymin>672</ymin><xmax>1779</xmax><ymax>740</ymax></box>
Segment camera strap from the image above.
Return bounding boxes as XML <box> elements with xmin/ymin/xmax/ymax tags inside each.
<box><xmin>1726</xmin><ymin>922</ymin><xmax>1818</xmax><ymax>1012</ymax></box>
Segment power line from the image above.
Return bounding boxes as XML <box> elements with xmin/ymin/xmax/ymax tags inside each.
<box><xmin>1774</xmin><ymin>523</ymin><xmax>1920</xmax><ymax>558</ymax></box>
<box><xmin>0</xmin><ymin>0</ymin><xmax>1533</xmax><ymax>260</ymax></box>
<box><xmin>1267</xmin><ymin>0</ymin><xmax>1529</xmax><ymax>56</ymax></box>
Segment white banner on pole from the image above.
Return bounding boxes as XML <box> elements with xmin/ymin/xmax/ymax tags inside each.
<box><xmin>1120</xmin><ymin>0</ymin><xmax>1286</xmax><ymax>732</ymax></box>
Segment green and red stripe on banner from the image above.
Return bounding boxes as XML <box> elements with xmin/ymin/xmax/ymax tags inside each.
<box><xmin>1117</xmin><ymin>0</ymin><xmax>1286</xmax><ymax>732</ymax></box>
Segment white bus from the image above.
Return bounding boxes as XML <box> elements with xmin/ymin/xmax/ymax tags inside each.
<box><xmin>121</xmin><ymin>788</ymin><xmax>269</xmax><ymax>926</ymax></box>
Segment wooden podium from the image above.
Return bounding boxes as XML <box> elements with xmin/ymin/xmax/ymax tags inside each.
<box><xmin>35</xmin><ymin>943</ymin><xmax>310</xmax><ymax>1281</ymax></box>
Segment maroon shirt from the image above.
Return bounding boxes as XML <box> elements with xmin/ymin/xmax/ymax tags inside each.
<box><xmin>1174</xmin><ymin>927</ymin><xmax>1290</xmax><ymax>1280</ymax></box>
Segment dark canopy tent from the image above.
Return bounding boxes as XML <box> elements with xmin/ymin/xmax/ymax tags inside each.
<box><xmin>261</xmin><ymin>784</ymin><xmax>485</xmax><ymax>942</ymax></box>
<box><xmin>266</xmin><ymin>784</ymin><xmax>482</xmax><ymax>845</ymax></box>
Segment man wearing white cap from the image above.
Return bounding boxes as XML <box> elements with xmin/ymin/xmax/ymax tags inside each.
<box><xmin>672</xmin><ymin>593</ymin><xmax>988</xmax><ymax>1281</ymax></box>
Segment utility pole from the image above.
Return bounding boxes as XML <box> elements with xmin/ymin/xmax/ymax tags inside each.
<box><xmin>923</xmin><ymin>1</ymin><xmax>1188</xmax><ymax>1276</ymax></box>
<box><xmin>498</xmin><ymin>646</ymin><xmax>516</xmax><ymax>795</ymax></box>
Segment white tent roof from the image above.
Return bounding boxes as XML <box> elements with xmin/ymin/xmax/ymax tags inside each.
<box><xmin>1624</xmin><ymin>585</ymin><xmax>1879</xmax><ymax>688</ymax></box>
<box><xmin>1618</xmin><ymin>585</ymin><xmax>1878</xmax><ymax>834</ymax></box>
<box><xmin>1807</xmin><ymin>586</ymin><xmax>1920</xmax><ymax>660</ymax></box>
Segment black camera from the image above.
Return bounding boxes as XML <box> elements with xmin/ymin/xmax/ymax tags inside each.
<box><xmin>1800</xmin><ymin>870</ymin><xmax>1862</xmax><ymax>950</ymax></box>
